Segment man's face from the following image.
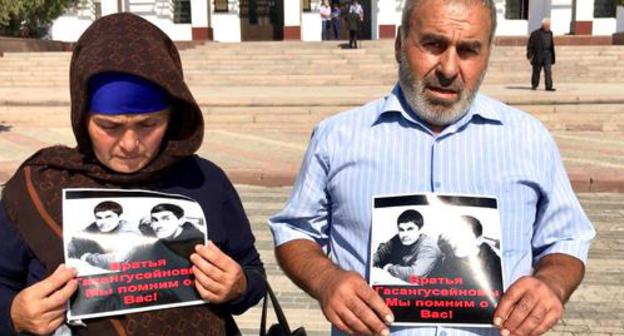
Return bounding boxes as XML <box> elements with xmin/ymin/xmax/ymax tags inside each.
<box><xmin>87</xmin><ymin>109</ymin><xmax>170</xmax><ymax>174</ymax></box>
<box><xmin>396</xmin><ymin>0</ymin><xmax>492</xmax><ymax>127</ymax></box>
<box><xmin>543</xmin><ymin>21</ymin><xmax>551</xmax><ymax>31</ymax></box>
<box><xmin>94</xmin><ymin>210</ymin><xmax>121</xmax><ymax>233</ymax></box>
<box><xmin>150</xmin><ymin>210</ymin><xmax>182</xmax><ymax>239</ymax></box>
<box><xmin>398</xmin><ymin>221</ymin><xmax>421</xmax><ymax>246</ymax></box>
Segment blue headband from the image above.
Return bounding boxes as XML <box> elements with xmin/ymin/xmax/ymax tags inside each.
<box><xmin>88</xmin><ymin>72</ymin><xmax>170</xmax><ymax>115</ymax></box>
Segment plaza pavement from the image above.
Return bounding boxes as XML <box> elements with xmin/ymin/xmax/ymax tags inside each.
<box><xmin>1</xmin><ymin>83</ymin><xmax>623</xmax><ymax>191</ymax></box>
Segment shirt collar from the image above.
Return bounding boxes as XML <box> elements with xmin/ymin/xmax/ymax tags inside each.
<box><xmin>376</xmin><ymin>84</ymin><xmax>503</xmax><ymax>131</ymax></box>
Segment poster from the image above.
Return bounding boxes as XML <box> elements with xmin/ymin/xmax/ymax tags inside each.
<box><xmin>369</xmin><ymin>193</ymin><xmax>504</xmax><ymax>327</ymax></box>
<box><xmin>63</xmin><ymin>188</ymin><xmax>208</xmax><ymax>321</ymax></box>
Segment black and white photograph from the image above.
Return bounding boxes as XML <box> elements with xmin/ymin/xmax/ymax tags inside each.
<box><xmin>63</xmin><ymin>188</ymin><xmax>208</xmax><ymax>321</ymax></box>
<box><xmin>369</xmin><ymin>193</ymin><xmax>504</xmax><ymax>327</ymax></box>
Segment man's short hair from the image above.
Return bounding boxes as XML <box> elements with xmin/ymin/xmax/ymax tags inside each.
<box><xmin>461</xmin><ymin>215</ymin><xmax>483</xmax><ymax>238</ymax></box>
<box><xmin>94</xmin><ymin>201</ymin><xmax>123</xmax><ymax>216</ymax></box>
<box><xmin>397</xmin><ymin>209</ymin><xmax>424</xmax><ymax>229</ymax></box>
<box><xmin>151</xmin><ymin>203</ymin><xmax>184</xmax><ymax>219</ymax></box>
<box><xmin>541</xmin><ymin>17</ymin><xmax>551</xmax><ymax>26</ymax></box>
<box><xmin>401</xmin><ymin>0</ymin><xmax>497</xmax><ymax>45</ymax></box>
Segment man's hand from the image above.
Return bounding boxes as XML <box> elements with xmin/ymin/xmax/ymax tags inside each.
<box><xmin>10</xmin><ymin>264</ymin><xmax>78</xmax><ymax>335</ymax></box>
<box><xmin>190</xmin><ymin>242</ymin><xmax>247</xmax><ymax>303</ymax></box>
<box><xmin>317</xmin><ymin>268</ymin><xmax>393</xmax><ymax>335</ymax></box>
<box><xmin>275</xmin><ymin>239</ymin><xmax>394</xmax><ymax>336</ymax></box>
<box><xmin>493</xmin><ymin>276</ymin><xmax>563</xmax><ymax>336</ymax></box>
<box><xmin>493</xmin><ymin>254</ymin><xmax>585</xmax><ymax>336</ymax></box>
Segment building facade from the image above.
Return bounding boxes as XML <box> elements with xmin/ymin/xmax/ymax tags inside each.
<box><xmin>50</xmin><ymin>0</ymin><xmax>624</xmax><ymax>42</ymax></box>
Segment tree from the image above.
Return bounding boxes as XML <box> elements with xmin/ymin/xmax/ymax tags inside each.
<box><xmin>0</xmin><ymin>0</ymin><xmax>80</xmax><ymax>38</ymax></box>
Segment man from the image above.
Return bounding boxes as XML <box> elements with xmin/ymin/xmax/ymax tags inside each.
<box><xmin>372</xmin><ymin>210</ymin><xmax>441</xmax><ymax>282</ymax></box>
<box><xmin>141</xmin><ymin>203</ymin><xmax>205</xmax><ymax>257</ymax></box>
<box><xmin>433</xmin><ymin>216</ymin><xmax>502</xmax><ymax>296</ymax></box>
<box><xmin>348</xmin><ymin>0</ymin><xmax>364</xmax><ymax>21</ymax></box>
<box><xmin>269</xmin><ymin>0</ymin><xmax>595</xmax><ymax>335</ymax></box>
<box><xmin>67</xmin><ymin>200</ymin><xmax>137</xmax><ymax>270</ymax></box>
<box><xmin>527</xmin><ymin>18</ymin><xmax>556</xmax><ymax>91</ymax></box>
<box><xmin>346</xmin><ymin>0</ymin><xmax>364</xmax><ymax>48</ymax></box>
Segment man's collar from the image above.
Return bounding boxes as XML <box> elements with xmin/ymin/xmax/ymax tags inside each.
<box><xmin>375</xmin><ymin>84</ymin><xmax>503</xmax><ymax>131</ymax></box>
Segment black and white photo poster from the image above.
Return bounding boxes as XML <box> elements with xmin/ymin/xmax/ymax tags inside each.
<box><xmin>63</xmin><ymin>188</ymin><xmax>208</xmax><ymax>321</ymax></box>
<box><xmin>369</xmin><ymin>193</ymin><xmax>504</xmax><ymax>327</ymax></box>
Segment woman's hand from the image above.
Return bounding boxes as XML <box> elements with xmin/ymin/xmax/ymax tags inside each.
<box><xmin>190</xmin><ymin>242</ymin><xmax>247</xmax><ymax>303</ymax></box>
<box><xmin>10</xmin><ymin>264</ymin><xmax>78</xmax><ymax>335</ymax></box>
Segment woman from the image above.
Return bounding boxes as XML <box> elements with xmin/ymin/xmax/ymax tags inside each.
<box><xmin>0</xmin><ymin>13</ymin><xmax>265</xmax><ymax>335</ymax></box>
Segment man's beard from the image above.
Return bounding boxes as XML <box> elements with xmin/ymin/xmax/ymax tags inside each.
<box><xmin>398</xmin><ymin>46</ymin><xmax>486</xmax><ymax>127</ymax></box>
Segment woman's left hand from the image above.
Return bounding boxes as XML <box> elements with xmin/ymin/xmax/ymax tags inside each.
<box><xmin>190</xmin><ymin>242</ymin><xmax>247</xmax><ymax>303</ymax></box>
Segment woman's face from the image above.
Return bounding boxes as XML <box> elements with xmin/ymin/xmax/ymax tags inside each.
<box><xmin>87</xmin><ymin>109</ymin><xmax>170</xmax><ymax>173</ymax></box>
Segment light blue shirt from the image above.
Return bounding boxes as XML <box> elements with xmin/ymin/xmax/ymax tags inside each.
<box><xmin>268</xmin><ymin>85</ymin><xmax>595</xmax><ymax>336</ymax></box>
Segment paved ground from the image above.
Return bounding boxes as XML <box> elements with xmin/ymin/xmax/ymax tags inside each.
<box><xmin>233</xmin><ymin>185</ymin><xmax>624</xmax><ymax>336</ymax></box>
<box><xmin>1</xmin><ymin>83</ymin><xmax>623</xmax><ymax>191</ymax></box>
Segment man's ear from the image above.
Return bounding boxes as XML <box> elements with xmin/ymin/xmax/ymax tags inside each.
<box><xmin>395</xmin><ymin>27</ymin><xmax>402</xmax><ymax>64</ymax></box>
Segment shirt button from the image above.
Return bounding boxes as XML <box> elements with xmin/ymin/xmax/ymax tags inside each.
<box><xmin>439</xmin><ymin>331</ymin><xmax>447</xmax><ymax>336</ymax></box>
<box><xmin>434</xmin><ymin>182</ymin><xmax>441</xmax><ymax>188</ymax></box>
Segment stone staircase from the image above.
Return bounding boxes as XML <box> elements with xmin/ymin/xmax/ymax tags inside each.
<box><xmin>2</xmin><ymin>41</ymin><xmax>624</xmax><ymax>86</ymax></box>
<box><xmin>1</xmin><ymin>41</ymin><xmax>623</xmax><ymax>134</ymax></box>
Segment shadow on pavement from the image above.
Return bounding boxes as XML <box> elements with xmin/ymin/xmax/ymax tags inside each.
<box><xmin>0</xmin><ymin>123</ymin><xmax>12</xmax><ymax>132</ymax></box>
<box><xmin>505</xmin><ymin>85</ymin><xmax>535</xmax><ymax>91</ymax></box>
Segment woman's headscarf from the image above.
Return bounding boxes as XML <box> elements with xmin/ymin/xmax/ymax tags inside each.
<box><xmin>0</xmin><ymin>13</ymin><xmax>231</xmax><ymax>335</ymax></box>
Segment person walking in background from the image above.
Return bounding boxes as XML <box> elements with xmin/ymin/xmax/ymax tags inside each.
<box><xmin>320</xmin><ymin>0</ymin><xmax>332</xmax><ymax>41</ymax></box>
<box><xmin>527</xmin><ymin>18</ymin><xmax>556</xmax><ymax>91</ymax></box>
<box><xmin>331</xmin><ymin>3</ymin><xmax>342</xmax><ymax>40</ymax></box>
<box><xmin>348</xmin><ymin>0</ymin><xmax>364</xmax><ymax>21</ymax></box>
<box><xmin>346</xmin><ymin>0</ymin><xmax>364</xmax><ymax>48</ymax></box>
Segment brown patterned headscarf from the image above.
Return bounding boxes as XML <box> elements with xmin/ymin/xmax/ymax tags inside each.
<box><xmin>1</xmin><ymin>13</ymin><xmax>232</xmax><ymax>335</ymax></box>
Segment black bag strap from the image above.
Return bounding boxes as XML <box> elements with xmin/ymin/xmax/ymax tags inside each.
<box><xmin>260</xmin><ymin>280</ymin><xmax>292</xmax><ymax>336</ymax></box>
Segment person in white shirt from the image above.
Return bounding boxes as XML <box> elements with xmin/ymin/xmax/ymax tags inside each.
<box><xmin>320</xmin><ymin>0</ymin><xmax>332</xmax><ymax>41</ymax></box>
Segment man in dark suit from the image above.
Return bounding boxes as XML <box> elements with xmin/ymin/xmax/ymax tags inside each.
<box><xmin>527</xmin><ymin>18</ymin><xmax>556</xmax><ymax>91</ymax></box>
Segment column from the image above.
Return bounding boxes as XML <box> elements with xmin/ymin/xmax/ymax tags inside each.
<box><xmin>212</xmin><ymin>0</ymin><xmax>241</xmax><ymax>42</ymax></box>
<box><xmin>375</xmin><ymin>0</ymin><xmax>400</xmax><ymax>39</ymax></box>
<box><xmin>191</xmin><ymin>0</ymin><xmax>212</xmax><ymax>40</ymax></box>
<box><xmin>550</xmin><ymin>0</ymin><xmax>572</xmax><ymax>35</ymax></box>
<box><xmin>571</xmin><ymin>0</ymin><xmax>594</xmax><ymax>34</ymax></box>
<box><xmin>101</xmin><ymin>0</ymin><xmax>120</xmax><ymax>16</ymax></box>
<box><xmin>284</xmin><ymin>0</ymin><xmax>301</xmax><ymax>40</ymax></box>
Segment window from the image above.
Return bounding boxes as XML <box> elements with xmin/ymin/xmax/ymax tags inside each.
<box><xmin>214</xmin><ymin>0</ymin><xmax>228</xmax><ymax>13</ymax></box>
<box><xmin>174</xmin><ymin>0</ymin><xmax>191</xmax><ymax>23</ymax></box>
<box><xmin>303</xmin><ymin>0</ymin><xmax>311</xmax><ymax>12</ymax></box>
<box><xmin>505</xmin><ymin>0</ymin><xmax>529</xmax><ymax>20</ymax></box>
<box><xmin>594</xmin><ymin>0</ymin><xmax>616</xmax><ymax>18</ymax></box>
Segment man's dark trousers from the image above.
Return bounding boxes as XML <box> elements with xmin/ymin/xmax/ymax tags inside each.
<box><xmin>532</xmin><ymin>50</ymin><xmax>553</xmax><ymax>90</ymax></box>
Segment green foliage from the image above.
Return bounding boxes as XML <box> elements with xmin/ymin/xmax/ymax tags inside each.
<box><xmin>618</xmin><ymin>0</ymin><xmax>624</xmax><ymax>7</ymax></box>
<box><xmin>0</xmin><ymin>0</ymin><xmax>80</xmax><ymax>38</ymax></box>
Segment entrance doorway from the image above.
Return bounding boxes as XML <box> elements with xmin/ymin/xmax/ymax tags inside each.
<box><xmin>240</xmin><ymin>0</ymin><xmax>284</xmax><ymax>41</ymax></box>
